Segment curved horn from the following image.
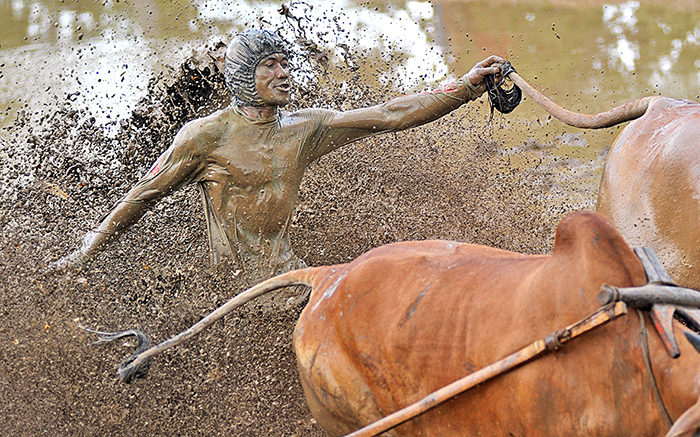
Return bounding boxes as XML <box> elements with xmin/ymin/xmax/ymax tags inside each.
<box><xmin>508</xmin><ymin>72</ymin><xmax>654</xmax><ymax>129</ymax></box>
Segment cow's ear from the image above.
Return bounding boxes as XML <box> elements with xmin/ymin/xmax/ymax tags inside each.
<box><xmin>683</xmin><ymin>331</ymin><xmax>700</xmax><ymax>354</ymax></box>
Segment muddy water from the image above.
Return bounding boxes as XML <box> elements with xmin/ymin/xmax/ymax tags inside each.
<box><xmin>442</xmin><ymin>0</ymin><xmax>700</xmax><ymax>207</ymax></box>
<box><xmin>3</xmin><ymin>0</ymin><xmax>700</xmax><ymax>202</ymax></box>
<box><xmin>1</xmin><ymin>1</ymin><xmax>700</xmax><ymax>436</ymax></box>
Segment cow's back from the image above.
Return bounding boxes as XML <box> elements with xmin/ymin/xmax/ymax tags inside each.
<box><xmin>291</xmin><ymin>211</ymin><xmax>696</xmax><ymax>437</ymax></box>
<box><xmin>597</xmin><ymin>97</ymin><xmax>700</xmax><ymax>289</ymax></box>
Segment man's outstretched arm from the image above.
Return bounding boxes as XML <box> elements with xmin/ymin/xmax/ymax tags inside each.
<box><xmin>48</xmin><ymin>121</ymin><xmax>207</xmax><ymax>272</ymax></box>
<box><xmin>309</xmin><ymin>55</ymin><xmax>504</xmax><ymax>160</ymax></box>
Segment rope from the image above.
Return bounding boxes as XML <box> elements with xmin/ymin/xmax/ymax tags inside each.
<box><xmin>637</xmin><ymin>309</ymin><xmax>674</xmax><ymax>429</ymax></box>
<box><xmin>485</xmin><ymin>60</ymin><xmax>522</xmax><ymax>119</ymax></box>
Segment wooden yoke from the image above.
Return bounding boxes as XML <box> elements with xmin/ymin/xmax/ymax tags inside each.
<box><xmin>599</xmin><ymin>247</ymin><xmax>700</xmax><ymax>358</ymax></box>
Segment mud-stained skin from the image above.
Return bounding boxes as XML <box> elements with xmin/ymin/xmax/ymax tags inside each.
<box><xmin>52</xmin><ymin>46</ymin><xmax>503</xmax><ymax>280</ymax></box>
<box><xmin>597</xmin><ymin>97</ymin><xmax>700</xmax><ymax>290</ymax></box>
<box><xmin>291</xmin><ymin>211</ymin><xmax>700</xmax><ymax>436</ymax></box>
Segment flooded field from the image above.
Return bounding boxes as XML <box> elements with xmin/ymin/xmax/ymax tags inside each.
<box><xmin>3</xmin><ymin>0</ymin><xmax>700</xmax><ymax>204</ymax></box>
<box><xmin>1</xmin><ymin>0</ymin><xmax>700</xmax><ymax>435</ymax></box>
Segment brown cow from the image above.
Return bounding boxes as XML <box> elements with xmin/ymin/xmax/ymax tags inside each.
<box><xmin>293</xmin><ymin>210</ymin><xmax>700</xmax><ymax>436</ymax></box>
<box><xmin>97</xmin><ymin>210</ymin><xmax>700</xmax><ymax>436</ymax></box>
<box><xmin>596</xmin><ymin>97</ymin><xmax>700</xmax><ymax>290</ymax></box>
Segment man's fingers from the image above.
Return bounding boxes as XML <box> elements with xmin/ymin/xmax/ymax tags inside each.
<box><xmin>471</xmin><ymin>65</ymin><xmax>502</xmax><ymax>80</ymax></box>
<box><xmin>45</xmin><ymin>259</ymin><xmax>68</xmax><ymax>275</ymax></box>
<box><xmin>476</xmin><ymin>55</ymin><xmax>505</xmax><ymax>68</ymax></box>
<box><xmin>45</xmin><ymin>250</ymin><xmax>88</xmax><ymax>274</ymax></box>
<box><xmin>464</xmin><ymin>55</ymin><xmax>507</xmax><ymax>92</ymax></box>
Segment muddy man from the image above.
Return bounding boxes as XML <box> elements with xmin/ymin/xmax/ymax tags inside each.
<box><xmin>52</xmin><ymin>29</ymin><xmax>503</xmax><ymax>281</ymax></box>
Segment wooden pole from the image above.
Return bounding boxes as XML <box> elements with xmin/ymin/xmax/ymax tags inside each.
<box><xmin>343</xmin><ymin>301</ymin><xmax>628</xmax><ymax>437</ymax></box>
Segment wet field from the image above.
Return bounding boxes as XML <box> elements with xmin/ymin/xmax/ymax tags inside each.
<box><xmin>2</xmin><ymin>0</ymin><xmax>700</xmax><ymax>435</ymax></box>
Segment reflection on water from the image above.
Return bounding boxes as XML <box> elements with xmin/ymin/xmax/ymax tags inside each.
<box><xmin>601</xmin><ymin>0</ymin><xmax>700</xmax><ymax>90</ymax></box>
<box><xmin>1</xmin><ymin>0</ymin><xmax>699</xmax><ymax>150</ymax></box>
<box><xmin>603</xmin><ymin>1</ymin><xmax>640</xmax><ymax>72</ymax></box>
<box><xmin>0</xmin><ymin>0</ymin><xmax>451</xmax><ymax>128</ymax></box>
<box><xmin>195</xmin><ymin>0</ymin><xmax>450</xmax><ymax>90</ymax></box>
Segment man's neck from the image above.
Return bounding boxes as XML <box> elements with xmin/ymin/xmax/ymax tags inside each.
<box><xmin>240</xmin><ymin>105</ymin><xmax>278</xmax><ymax>119</ymax></box>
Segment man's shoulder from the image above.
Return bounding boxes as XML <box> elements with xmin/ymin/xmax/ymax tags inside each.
<box><xmin>281</xmin><ymin>107</ymin><xmax>339</xmax><ymax>126</ymax></box>
<box><xmin>186</xmin><ymin>108</ymin><xmax>229</xmax><ymax>130</ymax></box>
<box><xmin>176</xmin><ymin>109</ymin><xmax>230</xmax><ymax>141</ymax></box>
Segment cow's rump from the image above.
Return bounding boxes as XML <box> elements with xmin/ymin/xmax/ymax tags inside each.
<box><xmin>597</xmin><ymin>97</ymin><xmax>700</xmax><ymax>291</ymax></box>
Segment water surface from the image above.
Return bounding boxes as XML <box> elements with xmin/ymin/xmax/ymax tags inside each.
<box><xmin>2</xmin><ymin>0</ymin><xmax>699</xmax><ymax>205</ymax></box>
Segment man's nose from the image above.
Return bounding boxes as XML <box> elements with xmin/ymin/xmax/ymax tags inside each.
<box><xmin>276</xmin><ymin>65</ymin><xmax>289</xmax><ymax>78</ymax></box>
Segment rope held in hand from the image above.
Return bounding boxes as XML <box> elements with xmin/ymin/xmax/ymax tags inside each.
<box><xmin>485</xmin><ymin>60</ymin><xmax>522</xmax><ymax>118</ymax></box>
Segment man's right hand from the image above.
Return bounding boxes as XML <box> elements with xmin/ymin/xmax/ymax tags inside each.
<box><xmin>464</xmin><ymin>55</ymin><xmax>505</xmax><ymax>97</ymax></box>
<box><xmin>45</xmin><ymin>230</ymin><xmax>103</xmax><ymax>273</ymax></box>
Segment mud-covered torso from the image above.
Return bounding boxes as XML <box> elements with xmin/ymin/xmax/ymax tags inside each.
<box><xmin>192</xmin><ymin>106</ymin><xmax>330</xmax><ymax>278</ymax></box>
<box><xmin>201</xmin><ymin>109</ymin><xmax>305</xmax><ymax>231</ymax></box>
<box><xmin>125</xmin><ymin>83</ymin><xmax>472</xmax><ymax>280</ymax></box>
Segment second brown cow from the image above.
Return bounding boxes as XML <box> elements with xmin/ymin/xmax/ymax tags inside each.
<box><xmin>596</xmin><ymin>97</ymin><xmax>700</xmax><ymax>290</ymax></box>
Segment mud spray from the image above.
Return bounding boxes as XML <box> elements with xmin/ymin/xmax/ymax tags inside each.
<box><xmin>0</xmin><ymin>18</ymin><xmax>575</xmax><ymax>437</ymax></box>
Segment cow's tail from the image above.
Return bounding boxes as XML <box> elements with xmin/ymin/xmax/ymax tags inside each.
<box><xmin>84</xmin><ymin>265</ymin><xmax>335</xmax><ymax>383</ymax></box>
<box><xmin>509</xmin><ymin>72</ymin><xmax>655</xmax><ymax>129</ymax></box>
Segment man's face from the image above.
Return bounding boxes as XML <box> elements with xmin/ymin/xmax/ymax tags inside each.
<box><xmin>254</xmin><ymin>53</ymin><xmax>291</xmax><ymax>107</ymax></box>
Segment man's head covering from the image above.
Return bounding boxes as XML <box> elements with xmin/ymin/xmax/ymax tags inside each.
<box><xmin>225</xmin><ymin>29</ymin><xmax>290</xmax><ymax>107</ymax></box>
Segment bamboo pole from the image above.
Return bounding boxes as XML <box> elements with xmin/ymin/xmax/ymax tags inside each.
<box><xmin>344</xmin><ymin>301</ymin><xmax>628</xmax><ymax>437</ymax></box>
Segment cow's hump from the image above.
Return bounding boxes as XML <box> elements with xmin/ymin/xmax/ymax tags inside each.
<box><xmin>551</xmin><ymin>210</ymin><xmax>645</xmax><ymax>285</ymax></box>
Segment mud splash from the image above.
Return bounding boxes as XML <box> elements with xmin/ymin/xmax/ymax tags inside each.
<box><xmin>0</xmin><ymin>31</ymin><xmax>570</xmax><ymax>437</ymax></box>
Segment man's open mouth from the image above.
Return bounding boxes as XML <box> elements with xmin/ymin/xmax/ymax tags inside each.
<box><xmin>276</xmin><ymin>83</ymin><xmax>291</xmax><ymax>92</ymax></box>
